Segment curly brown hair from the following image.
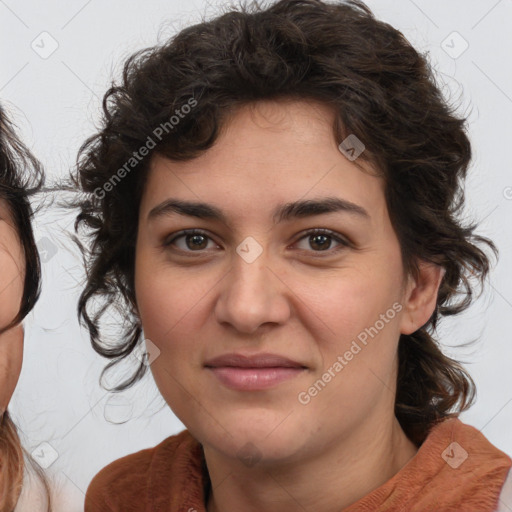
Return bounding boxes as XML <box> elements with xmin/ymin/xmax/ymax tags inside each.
<box><xmin>72</xmin><ymin>0</ymin><xmax>496</xmax><ymax>445</ymax></box>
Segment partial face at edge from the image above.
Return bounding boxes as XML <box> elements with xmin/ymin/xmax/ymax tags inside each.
<box><xmin>0</xmin><ymin>198</ymin><xmax>25</xmax><ymax>413</ymax></box>
<box><xmin>134</xmin><ymin>99</ymin><xmax>441</xmax><ymax>464</ymax></box>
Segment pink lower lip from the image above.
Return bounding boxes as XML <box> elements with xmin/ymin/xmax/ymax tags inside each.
<box><xmin>207</xmin><ymin>366</ymin><xmax>306</xmax><ymax>390</ymax></box>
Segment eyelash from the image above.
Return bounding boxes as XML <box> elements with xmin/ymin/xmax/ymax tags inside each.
<box><xmin>162</xmin><ymin>228</ymin><xmax>351</xmax><ymax>257</ymax></box>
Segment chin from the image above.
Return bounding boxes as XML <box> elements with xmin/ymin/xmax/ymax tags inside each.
<box><xmin>194</xmin><ymin>418</ymin><xmax>307</xmax><ymax>466</ymax></box>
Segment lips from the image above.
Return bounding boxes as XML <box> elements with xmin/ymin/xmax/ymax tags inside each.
<box><xmin>204</xmin><ymin>353</ymin><xmax>308</xmax><ymax>391</ymax></box>
<box><xmin>204</xmin><ymin>353</ymin><xmax>306</xmax><ymax>369</ymax></box>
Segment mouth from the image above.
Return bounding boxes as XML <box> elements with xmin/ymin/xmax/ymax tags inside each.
<box><xmin>204</xmin><ymin>353</ymin><xmax>308</xmax><ymax>391</ymax></box>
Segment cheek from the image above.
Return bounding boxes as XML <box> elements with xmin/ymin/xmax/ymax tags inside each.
<box><xmin>0</xmin><ymin>231</ymin><xmax>25</xmax><ymax>328</ymax></box>
<box><xmin>293</xmin><ymin>265</ymin><xmax>399</xmax><ymax>338</ymax></box>
<box><xmin>292</xmin><ymin>265</ymin><xmax>403</xmax><ymax>403</ymax></box>
<box><xmin>134</xmin><ymin>271</ymin><xmax>194</xmax><ymax>408</ymax></box>
<box><xmin>136</xmin><ymin>276</ymin><xmax>183</xmax><ymax>343</ymax></box>
<box><xmin>134</xmin><ymin>261</ymin><xmax>211</xmax><ymax>368</ymax></box>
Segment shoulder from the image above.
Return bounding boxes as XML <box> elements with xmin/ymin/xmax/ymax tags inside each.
<box><xmin>84</xmin><ymin>429</ymin><xmax>192</xmax><ymax>511</ymax></box>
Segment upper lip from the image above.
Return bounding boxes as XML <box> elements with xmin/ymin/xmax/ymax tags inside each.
<box><xmin>204</xmin><ymin>353</ymin><xmax>306</xmax><ymax>368</ymax></box>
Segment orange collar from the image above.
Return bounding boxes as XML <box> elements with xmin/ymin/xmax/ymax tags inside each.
<box><xmin>148</xmin><ymin>418</ymin><xmax>511</xmax><ymax>511</ymax></box>
<box><xmin>343</xmin><ymin>417</ymin><xmax>511</xmax><ymax>511</ymax></box>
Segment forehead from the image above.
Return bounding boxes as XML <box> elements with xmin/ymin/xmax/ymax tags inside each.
<box><xmin>140</xmin><ymin>99</ymin><xmax>386</xmax><ymax>226</ymax></box>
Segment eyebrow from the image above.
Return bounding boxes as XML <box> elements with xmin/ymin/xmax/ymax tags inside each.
<box><xmin>147</xmin><ymin>197</ymin><xmax>370</xmax><ymax>224</ymax></box>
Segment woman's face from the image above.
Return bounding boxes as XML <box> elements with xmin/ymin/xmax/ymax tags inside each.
<box><xmin>0</xmin><ymin>198</ymin><xmax>25</xmax><ymax>414</ymax></box>
<box><xmin>134</xmin><ymin>99</ymin><xmax>441</xmax><ymax>464</ymax></box>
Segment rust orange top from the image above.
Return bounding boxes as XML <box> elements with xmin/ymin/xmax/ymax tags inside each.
<box><xmin>85</xmin><ymin>417</ymin><xmax>512</xmax><ymax>512</ymax></box>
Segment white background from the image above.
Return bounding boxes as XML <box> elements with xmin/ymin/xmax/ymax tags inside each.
<box><xmin>1</xmin><ymin>0</ymin><xmax>511</xmax><ymax>509</ymax></box>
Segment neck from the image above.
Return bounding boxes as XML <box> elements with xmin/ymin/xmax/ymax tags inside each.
<box><xmin>205</xmin><ymin>414</ymin><xmax>418</xmax><ymax>512</ymax></box>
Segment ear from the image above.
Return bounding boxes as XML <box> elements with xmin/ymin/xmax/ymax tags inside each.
<box><xmin>399</xmin><ymin>260</ymin><xmax>445</xmax><ymax>335</ymax></box>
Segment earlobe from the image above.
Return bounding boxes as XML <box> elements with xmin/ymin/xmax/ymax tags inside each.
<box><xmin>399</xmin><ymin>261</ymin><xmax>445</xmax><ymax>335</ymax></box>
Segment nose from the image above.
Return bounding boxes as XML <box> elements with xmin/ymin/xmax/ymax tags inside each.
<box><xmin>214</xmin><ymin>248</ymin><xmax>291</xmax><ymax>335</ymax></box>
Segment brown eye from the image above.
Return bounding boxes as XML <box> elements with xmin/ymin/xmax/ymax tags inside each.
<box><xmin>164</xmin><ymin>229</ymin><xmax>218</xmax><ymax>252</ymax></box>
<box><xmin>294</xmin><ymin>229</ymin><xmax>350</xmax><ymax>255</ymax></box>
<box><xmin>183</xmin><ymin>233</ymin><xmax>208</xmax><ymax>250</ymax></box>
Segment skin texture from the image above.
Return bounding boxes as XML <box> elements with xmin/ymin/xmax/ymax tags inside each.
<box><xmin>134</xmin><ymin>99</ymin><xmax>444</xmax><ymax>512</ymax></box>
<box><xmin>0</xmin><ymin>199</ymin><xmax>24</xmax><ymax>415</ymax></box>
